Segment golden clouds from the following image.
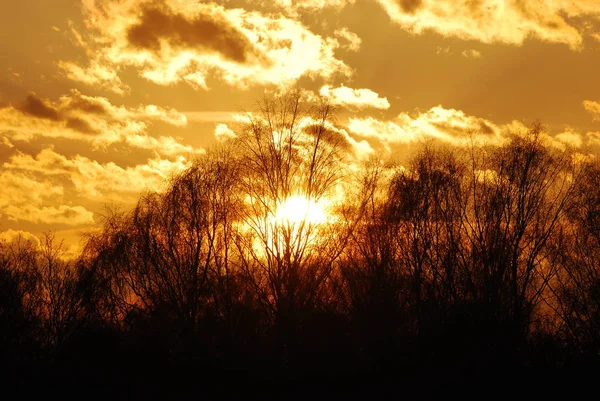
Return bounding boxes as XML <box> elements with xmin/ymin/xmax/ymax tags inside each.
<box><xmin>0</xmin><ymin>86</ymin><xmax>199</xmax><ymax>230</ymax></box>
<box><xmin>0</xmin><ymin>229</ymin><xmax>41</xmax><ymax>248</ymax></box>
<box><xmin>58</xmin><ymin>60</ymin><xmax>128</xmax><ymax>95</ymax></box>
<box><xmin>0</xmin><ymin>170</ymin><xmax>94</xmax><ymax>225</ymax></box>
<box><xmin>66</xmin><ymin>0</ymin><xmax>352</xmax><ymax>91</ymax></box>
<box><xmin>319</xmin><ymin>85</ymin><xmax>390</xmax><ymax>110</ymax></box>
<box><xmin>334</xmin><ymin>28</ymin><xmax>362</xmax><ymax>52</ymax></box>
<box><xmin>584</xmin><ymin>100</ymin><xmax>600</xmax><ymax>120</ymax></box>
<box><xmin>348</xmin><ymin>106</ymin><xmax>503</xmax><ymax>153</ymax></box>
<box><xmin>4</xmin><ymin>148</ymin><xmax>191</xmax><ymax>201</ymax></box>
<box><xmin>214</xmin><ymin>123</ymin><xmax>236</xmax><ymax>141</ymax></box>
<box><xmin>377</xmin><ymin>0</ymin><xmax>600</xmax><ymax>49</ymax></box>
<box><xmin>6</xmin><ymin>205</ymin><xmax>94</xmax><ymax>226</ymax></box>
<box><xmin>0</xmin><ymin>91</ymin><xmax>196</xmax><ymax>156</ymax></box>
<box><xmin>346</xmin><ymin>105</ymin><xmax>597</xmax><ymax>158</ymax></box>
<box><xmin>275</xmin><ymin>0</ymin><xmax>355</xmax><ymax>12</ymax></box>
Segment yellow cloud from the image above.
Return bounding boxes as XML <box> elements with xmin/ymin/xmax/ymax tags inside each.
<box><xmin>1</xmin><ymin>136</ymin><xmax>13</xmax><ymax>148</ymax></box>
<box><xmin>0</xmin><ymin>229</ymin><xmax>41</xmax><ymax>248</ymax></box>
<box><xmin>334</xmin><ymin>28</ymin><xmax>362</xmax><ymax>52</ymax></box>
<box><xmin>0</xmin><ymin>170</ymin><xmax>93</xmax><ymax>225</ymax></box>
<box><xmin>67</xmin><ymin>0</ymin><xmax>352</xmax><ymax>91</ymax></box>
<box><xmin>0</xmin><ymin>91</ymin><xmax>199</xmax><ymax>156</ymax></box>
<box><xmin>347</xmin><ymin>105</ymin><xmax>504</xmax><ymax>153</ymax></box>
<box><xmin>377</xmin><ymin>0</ymin><xmax>600</xmax><ymax>49</ymax></box>
<box><xmin>58</xmin><ymin>60</ymin><xmax>128</xmax><ymax>95</ymax></box>
<box><xmin>319</xmin><ymin>85</ymin><xmax>390</xmax><ymax>110</ymax></box>
<box><xmin>554</xmin><ymin>131</ymin><xmax>584</xmax><ymax>148</ymax></box>
<box><xmin>461</xmin><ymin>49</ymin><xmax>482</xmax><ymax>58</ymax></box>
<box><xmin>4</xmin><ymin>148</ymin><xmax>192</xmax><ymax>201</ymax></box>
<box><xmin>583</xmin><ymin>100</ymin><xmax>600</xmax><ymax>120</ymax></box>
<box><xmin>3</xmin><ymin>205</ymin><xmax>94</xmax><ymax>226</ymax></box>
<box><xmin>0</xmin><ymin>171</ymin><xmax>64</xmax><ymax>206</ymax></box>
<box><xmin>214</xmin><ymin>123</ymin><xmax>236</xmax><ymax>141</ymax></box>
<box><xmin>587</xmin><ymin>131</ymin><xmax>600</xmax><ymax>146</ymax></box>
<box><xmin>275</xmin><ymin>0</ymin><xmax>355</xmax><ymax>12</ymax></box>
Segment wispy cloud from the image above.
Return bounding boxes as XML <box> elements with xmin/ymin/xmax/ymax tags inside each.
<box><xmin>377</xmin><ymin>0</ymin><xmax>600</xmax><ymax>50</ymax></box>
<box><xmin>0</xmin><ymin>170</ymin><xmax>94</xmax><ymax>225</ymax></box>
<box><xmin>347</xmin><ymin>106</ymin><xmax>504</xmax><ymax>153</ymax></box>
<box><xmin>4</xmin><ymin>148</ymin><xmax>191</xmax><ymax>201</ymax></box>
<box><xmin>584</xmin><ymin>100</ymin><xmax>600</xmax><ymax>120</ymax></box>
<box><xmin>0</xmin><ymin>91</ymin><xmax>200</xmax><ymax>156</ymax></box>
<box><xmin>334</xmin><ymin>28</ymin><xmax>362</xmax><ymax>52</ymax></box>
<box><xmin>319</xmin><ymin>85</ymin><xmax>390</xmax><ymax>110</ymax></box>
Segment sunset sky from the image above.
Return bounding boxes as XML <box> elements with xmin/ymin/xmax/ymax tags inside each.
<box><xmin>1</xmin><ymin>0</ymin><xmax>600</xmax><ymax>256</ymax></box>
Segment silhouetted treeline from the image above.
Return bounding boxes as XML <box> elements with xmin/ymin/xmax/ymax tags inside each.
<box><xmin>2</xmin><ymin>93</ymin><xmax>600</xmax><ymax>398</ymax></box>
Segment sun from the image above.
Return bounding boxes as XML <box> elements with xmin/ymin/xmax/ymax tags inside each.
<box><xmin>275</xmin><ymin>195</ymin><xmax>328</xmax><ymax>225</ymax></box>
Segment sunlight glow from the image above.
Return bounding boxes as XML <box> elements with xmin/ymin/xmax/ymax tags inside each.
<box><xmin>275</xmin><ymin>195</ymin><xmax>327</xmax><ymax>225</ymax></box>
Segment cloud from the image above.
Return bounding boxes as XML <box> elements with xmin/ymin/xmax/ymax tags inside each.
<box><xmin>553</xmin><ymin>131</ymin><xmax>584</xmax><ymax>148</ymax></box>
<box><xmin>0</xmin><ymin>171</ymin><xmax>64</xmax><ymax>206</ymax></box>
<box><xmin>275</xmin><ymin>0</ymin><xmax>355</xmax><ymax>12</ymax></box>
<box><xmin>64</xmin><ymin>0</ymin><xmax>352</xmax><ymax>92</ymax></box>
<box><xmin>1</xmin><ymin>136</ymin><xmax>14</xmax><ymax>148</ymax></box>
<box><xmin>462</xmin><ymin>49</ymin><xmax>482</xmax><ymax>58</ymax></box>
<box><xmin>0</xmin><ymin>170</ymin><xmax>94</xmax><ymax>225</ymax></box>
<box><xmin>587</xmin><ymin>131</ymin><xmax>600</xmax><ymax>146</ymax></box>
<box><xmin>214</xmin><ymin>123</ymin><xmax>236</xmax><ymax>141</ymax></box>
<box><xmin>583</xmin><ymin>100</ymin><xmax>600</xmax><ymax>120</ymax></box>
<box><xmin>4</xmin><ymin>148</ymin><xmax>191</xmax><ymax>201</ymax></box>
<box><xmin>347</xmin><ymin>105</ymin><xmax>504</xmax><ymax>153</ymax></box>
<box><xmin>319</xmin><ymin>85</ymin><xmax>390</xmax><ymax>110</ymax></box>
<box><xmin>300</xmin><ymin>116</ymin><xmax>375</xmax><ymax>160</ymax></box>
<box><xmin>17</xmin><ymin>94</ymin><xmax>61</xmax><ymax>121</ymax></box>
<box><xmin>0</xmin><ymin>91</ymin><xmax>199</xmax><ymax>156</ymax></box>
<box><xmin>56</xmin><ymin>90</ymin><xmax>188</xmax><ymax>127</ymax></box>
<box><xmin>334</xmin><ymin>28</ymin><xmax>362</xmax><ymax>52</ymax></box>
<box><xmin>376</xmin><ymin>0</ymin><xmax>600</xmax><ymax>49</ymax></box>
<box><xmin>346</xmin><ymin>105</ymin><xmax>596</xmax><ymax>156</ymax></box>
<box><xmin>58</xmin><ymin>60</ymin><xmax>128</xmax><ymax>95</ymax></box>
<box><xmin>127</xmin><ymin>4</ymin><xmax>259</xmax><ymax>64</ymax></box>
<box><xmin>0</xmin><ymin>229</ymin><xmax>41</xmax><ymax>248</ymax></box>
<box><xmin>2</xmin><ymin>205</ymin><xmax>94</xmax><ymax>226</ymax></box>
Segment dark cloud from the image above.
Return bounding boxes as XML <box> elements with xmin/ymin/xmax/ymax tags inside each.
<box><xmin>14</xmin><ymin>93</ymin><xmax>98</xmax><ymax>135</ymax></box>
<box><xmin>127</xmin><ymin>5</ymin><xmax>256</xmax><ymax>63</ymax></box>
<box><xmin>18</xmin><ymin>94</ymin><xmax>61</xmax><ymax>121</ymax></box>
<box><xmin>396</xmin><ymin>0</ymin><xmax>423</xmax><ymax>14</ymax></box>
<box><xmin>68</xmin><ymin>98</ymin><xmax>108</xmax><ymax>116</ymax></box>
<box><xmin>431</xmin><ymin>119</ymin><xmax>496</xmax><ymax>138</ymax></box>
<box><xmin>66</xmin><ymin>117</ymin><xmax>97</xmax><ymax>134</ymax></box>
<box><xmin>306</xmin><ymin>124</ymin><xmax>351</xmax><ymax>150</ymax></box>
<box><xmin>479</xmin><ymin>122</ymin><xmax>495</xmax><ymax>135</ymax></box>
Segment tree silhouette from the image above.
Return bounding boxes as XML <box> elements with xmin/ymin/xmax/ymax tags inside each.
<box><xmin>231</xmin><ymin>90</ymin><xmax>353</xmax><ymax>367</ymax></box>
<box><xmin>552</xmin><ymin>158</ymin><xmax>600</xmax><ymax>355</ymax></box>
<box><xmin>5</xmin><ymin>93</ymin><xmax>600</xmax><ymax>397</ymax></box>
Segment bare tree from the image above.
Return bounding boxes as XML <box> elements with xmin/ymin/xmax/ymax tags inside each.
<box><xmin>459</xmin><ymin>123</ymin><xmax>575</xmax><ymax>348</ymax></box>
<box><xmin>232</xmin><ymin>90</ymin><xmax>352</xmax><ymax>358</ymax></box>
<box><xmin>31</xmin><ymin>233</ymin><xmax>84</xmax><ymax>352</ymax></box>
<box><xmin>551</xmin><ymin>158</ymin><xmax>600</xmax><ymax>353</ymax></box>
<box><xmin>80</xmin><ymin>146</ymin><xmax>244</xmax><ymax>347</ymax></box>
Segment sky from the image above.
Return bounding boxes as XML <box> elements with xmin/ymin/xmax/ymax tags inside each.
<box><xmin>1</xmin><ymin>0</ymin><xmax>600</xmax><ymax>256</ymax></box>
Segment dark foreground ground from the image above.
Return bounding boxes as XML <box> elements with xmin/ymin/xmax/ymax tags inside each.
<box><xmin>4</xmin><ymin>345</ymin><xmax>599</xmax><ymax>400</ymax></box>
